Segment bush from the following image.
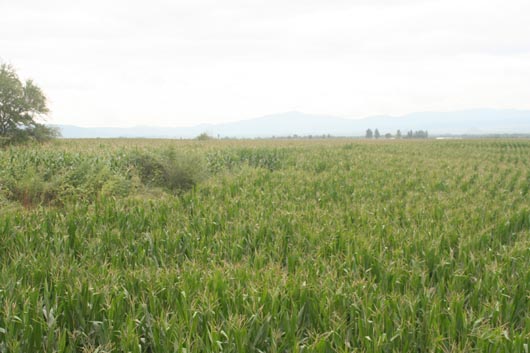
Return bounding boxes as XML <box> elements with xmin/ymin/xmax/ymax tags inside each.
<box><xmin>0</xmin><ymin>124</ymin><xmax>60</xmax><ymax>146</ymax></box>
<box><xmin>27</xmin><ymin>124</ymin><xmax>61</xmax><ymax>142</ymax></box>
<box><xmin>195</xmin><ymin>132</ymin><xmax>213</xmax><ymax>141</ymax></box>
<box><xmin>100</xmin><ymin>174</ymin><xmax>132</xmax><ymax>197</ymax></box>
<box><xmin>132</xmin><ymin>148</ymin><xmax>207</xmax><ymax>191</ymax></box>
<box><xmin>5</xmin><ymin>168</ymin><xmax>58</xmax><ymax>207</ymax></box>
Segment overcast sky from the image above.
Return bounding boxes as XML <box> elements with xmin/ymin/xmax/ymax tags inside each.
<box><xmin>2</xmin><ymin>0</ymin><xmax>530</xmax><ymax>127</ymax></box>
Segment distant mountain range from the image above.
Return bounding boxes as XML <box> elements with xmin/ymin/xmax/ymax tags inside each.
<box><xmin>54</xmin><ymin>109</ymin><xmax>530</xmax><ymax>138</ymax></box>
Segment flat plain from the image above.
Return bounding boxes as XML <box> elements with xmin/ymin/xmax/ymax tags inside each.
<box><xmin>0</xmin><ymin>139</ymin><xmax>529</xmax><ymax>352</ymax></box>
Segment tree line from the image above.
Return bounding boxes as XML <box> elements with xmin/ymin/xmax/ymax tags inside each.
<box><xmin>365</xmin><ymin>129</ymin><xmax>428</xmax><ymax>139</ymax></box>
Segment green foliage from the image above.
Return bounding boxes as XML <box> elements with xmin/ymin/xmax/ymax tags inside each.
<box><xmin>27</xmin><ymin>124</ymin><xmax>61</xmax><ymax>142</ymax></box>
<box><xmin>196</xmin><ymin>132</ymin><xmax>213</xmax><ymax>141</ymax></box>
<box><xmin>132</xmin><ymin>147</ymin><xmax>207</xmax><ymax>191</ymax></box>
<box><xmin>206</xmin><ymin>147</ymin><xmax>287</xmax><ymax>173</ymax></box>
<box><xmin>0</xmin><ymin>146</ymin><xmax>206</xmax><ymax>207</ymax></box>
<box><xmin>0</xmin><ymin>63</ymin><xmax>58</xmax><ymax>145</ymax></box>
<box><xmin>405</xmin><ymin>129</ymin><xmax>429</xmax><ymax>138</ymax></box>
<box><xmin>0</xmin><ymin>139</ymin><xmax>529</xmax><ymax>352</ymax></box>
<box><xmin>4</xmin><ymin>167</ymin><xmax>58</xmax><ymax>207</ymax></box>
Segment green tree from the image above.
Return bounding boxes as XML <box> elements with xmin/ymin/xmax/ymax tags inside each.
<box><xmin>374</xmin><ymin>128</ymin><xmax>381</xmax><ymax>139</ymax></box>
<box><xmin>0</xmin><ymin>63</ymin><xmax>58</xmax><ymax>144</ymax></box>
<box><xmin>365</xmin><ymin>129</ymin><xmax>373</xmax><ymax>138</ymax></box>
<box><xmin>396</xmin><ymin>130</ymin><xmax>402</xmax><ymax>138</ymax></box>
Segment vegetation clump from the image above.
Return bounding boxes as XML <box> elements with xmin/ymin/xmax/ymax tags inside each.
<box><xmin>195</xmin><ymin>132</ymin><xmax>214</xmax><ymax>141</ymax></box>
<box><xmin>0</xmin><ymin>145</ymin><xmax>207</xmax><ymax>207</ymax></box>
<box><xmin>131</xmin><ymin>147</ymin><xmax>207</xmax><ymax>191</ymax></box>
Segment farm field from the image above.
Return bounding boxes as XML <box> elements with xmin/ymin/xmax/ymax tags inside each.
<box><xmin>0</xmin><ymin>139</ymin><xmax>529</xmax><ymax>352</ymax></box>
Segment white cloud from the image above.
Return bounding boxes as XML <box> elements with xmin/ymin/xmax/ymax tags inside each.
<box><xmin>1</xmin><ymin>0</ymin><xmax>530</xmax><ymax>126</ymax></box>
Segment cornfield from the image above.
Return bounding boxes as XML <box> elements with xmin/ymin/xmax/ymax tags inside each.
<box><xmin>0</xmin><ymin>139</ymin><xmax>529</xmax><ymax>352</ymax></box>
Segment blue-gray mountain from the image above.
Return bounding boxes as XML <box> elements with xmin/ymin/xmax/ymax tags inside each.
<box><xmin>54</xmin><ymin>109</ymin><xmax>530</xmax><ymax>138</ymax></box>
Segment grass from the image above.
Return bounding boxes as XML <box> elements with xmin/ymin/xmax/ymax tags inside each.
<box><xmin>0</xmin><ymin>138</ymin><xmax>529</xmax><ymax>352</ymax></box>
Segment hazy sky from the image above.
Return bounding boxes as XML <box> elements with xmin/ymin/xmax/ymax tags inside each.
<box><xmin>2</xmin><ymin>0</ymin><xmax>530</xmax><ymax>127</ymax></box>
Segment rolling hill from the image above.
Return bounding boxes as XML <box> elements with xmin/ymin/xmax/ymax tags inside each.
<box><xmin>55</xmin><ymin>109</ymin><xmax>530</xmax><ymax>138</ymax></box>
